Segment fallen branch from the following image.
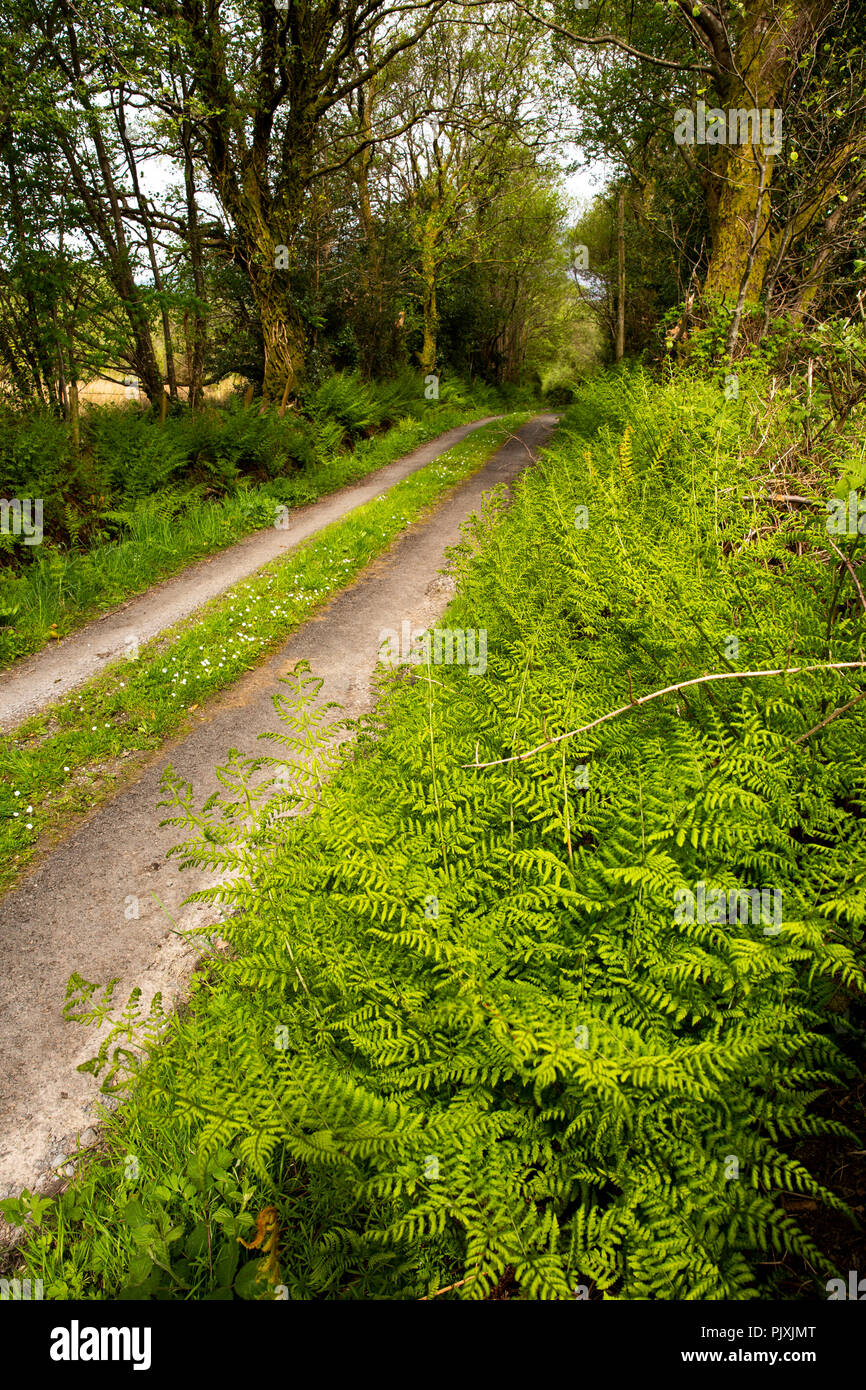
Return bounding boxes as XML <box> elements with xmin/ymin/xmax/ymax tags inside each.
<box><xmin>464</xmin><ymin>661</ymin><xmax>866</xmax><ymax>769</ymax></box>
<box><xmin>739</xmin><ymin>493</ymin><xmax>816</xmax><ymax>505</ymax></box>
<box><xmin>825</xmin><ymin>536</ymin><xmax>866</xmax><ymax>616</ymax></box>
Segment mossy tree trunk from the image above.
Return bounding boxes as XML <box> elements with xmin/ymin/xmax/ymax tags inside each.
<box><xmin>699</xmin><ymin>0</ymin><xmax>830</xmax><ymax>306</ymax></box>
<box><xmin>176</xmin><ymin>0</ymin><xmax>446</xmax><ymax>406</ymax></box>
<box><xmin>418</xmin><ymin>213</ymin><xmax>441</xmax><ymax>375</ymax></box>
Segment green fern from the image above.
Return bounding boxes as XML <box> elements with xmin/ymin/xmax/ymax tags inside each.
<box><xmin>33</xmin><ymin>369</ymin><xmax>866</xmax><ymax>1302</ymax></box>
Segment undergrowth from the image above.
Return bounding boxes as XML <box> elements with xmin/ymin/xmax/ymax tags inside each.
<box><xmin>4</xmin><ymin>368</ymin><xmax>865</xmax><ymax>1302</ymax></box>
<box><xmin>0</xmin><ymin>415</ymin><xmax>526</xmax><ymax>893</ymax></box>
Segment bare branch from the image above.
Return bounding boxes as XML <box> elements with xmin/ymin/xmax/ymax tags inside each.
<box><xmin>795</xmin><ymin>688</ymin><xmax>866</xmax><ymax>743</ymax></box>
<box><xmin>464</xmin><ymin>662</ymin><xmax>866</xmax><ymax>769</ymax></box>
<box><xmin>507</xmin><ymin>1</ymin><xmax>715</xmax><ymax>77</ymax></box>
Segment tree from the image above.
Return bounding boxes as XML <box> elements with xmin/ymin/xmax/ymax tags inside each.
<box><xmin>518</xmin><ymin>0</ymin><xmax>866</xmax><ymax>345</ymax></box>
<box><xmin>385</xmin><ymin>14</ymin><xmax>547</xmax><ymax>373</ymax></box>
<box><xmin>135</xmin><ymin>0</ymin><xmax>450</xmax><ymax>402</ymax></box>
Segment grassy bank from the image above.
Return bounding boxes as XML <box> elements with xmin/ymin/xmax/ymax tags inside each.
<box><xmin>3</xmin><ymin>369</ymin><xmax>865</xmax><ymax>1301</ymax></box>
<box><xmin>0</xmin><ymin>413</ymin><xmax>529</xmax><ymax>895</ymax></box>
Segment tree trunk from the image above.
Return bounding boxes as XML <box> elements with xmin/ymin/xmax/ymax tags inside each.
<box><xmin>251</xmin><ymin>259</ymin><xmax>306</xmax><ymax>404</ymax></box>
<box><xmin>181</xmin><ymin>110</ymin><xmax>207</xmax><ymax>410</ymax></box>
<box><xmin>213</xmin><ymin>171</ymin><xmax>307</xmax><ymax>403</ymax></box>
<box><xmin>418</xmin><ymin>215</ymin><xmax>440</xmax><ymax>375</ymax></box>
<box><xmin>703</xmin><ymin>141</ymin><xmax>778</xmax><ymax>302</ymax></box>
<box><xmin>68</xmin><ymin>378</ymin><xmax>80</xmax><ymax>458</ymax></box>
<box><xmin>55</xmin><ymin>4</ymin><xmax>169</xmax><ymax>411</ymax></box>
<box><xmin>115</xmin><ymin>89</ymin><xmax>178</xmax><ymax>402</ymax></box>
<box><xmin>354</xmin><ymin>80</ymin><xmax>390</xmax><ymax>374</ymax></box>
<box><xmin>1</xmin><ymin>120</ymin><xmax>56</xmax><ymax>401</ymax></box>
<box><xmin>616</xmin><ymin>190</ymin><xmax>626</xmax><ymax>361</ymax></box>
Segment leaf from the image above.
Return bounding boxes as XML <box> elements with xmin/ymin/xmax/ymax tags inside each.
<box><xmin>122</xmin><ymin>1199</ymin><xmax>150</xmax><ymax>1229</ymax></box>
<box><xmin>213</xmin><ymin>1240</ymin><xmax>239</xmax><ymax>1288</ymax></box>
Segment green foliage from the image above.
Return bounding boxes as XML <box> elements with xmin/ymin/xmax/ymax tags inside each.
<box><xmin>82</xmin><ymin>408</ymin><xmax>189</xmax><ymax>500</ymax></box>
<box><xmin>305</xmin><ymin>372</ymin><xmax>382</xmax><ymax>439</ymax></box>
<box><xmin>0</xmin><ymin>1149</ymin><xmax>261</xmax><ymax>1300</ymax></box>
<box><xmin>15</xmin><ymin>370</ymin><xmax>864</xmax><ymax>1302</ymax></box>
<box><xmin>0</xmin><ymin>416</ymin><xmax>524</xmax><ymax>892</ymax></box>
<box><xmin>0</xmin><ymin>373</ymin><xmax>490</xmax><ymax>563</ymax></box>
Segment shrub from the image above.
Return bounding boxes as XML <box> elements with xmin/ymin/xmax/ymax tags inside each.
<box><xmin>305</xmin><ymin>372</ymin><xmax>383</xmax><ymax>438</ymax></box>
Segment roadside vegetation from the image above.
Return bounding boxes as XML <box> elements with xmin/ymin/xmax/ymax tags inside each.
<box><xmin>4</xmin><ymin>365</ymin><xmax>864</xmax><ymax>1300</ymax></box>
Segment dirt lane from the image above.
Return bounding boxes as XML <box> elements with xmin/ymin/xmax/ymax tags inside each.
<box><xmin>0</xmin><ymin>416</ymin><xmax>499</xmax><ymax>732</ymax></box>
<box><xmin>0</xmin><ymin>414</ymin><xmax>557</xmax><ymax>1198</ymax></box>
